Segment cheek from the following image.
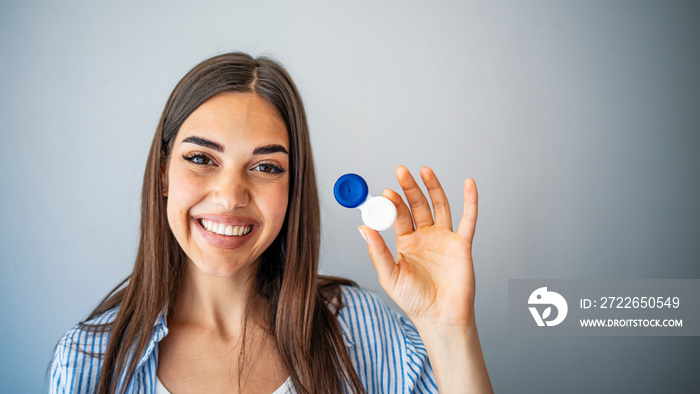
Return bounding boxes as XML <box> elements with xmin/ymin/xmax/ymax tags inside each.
<box><xmin>262</xmin><ymin>180</ymin><xmax>290</xmax><ymax>226</ymax></box>
<box><xmin>166</xmin><ymin>167</ymin><xmax>205</xmax><ymax>220</ymax></box>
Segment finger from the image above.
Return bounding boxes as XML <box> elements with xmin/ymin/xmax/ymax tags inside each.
<box><xmin>382</xmin><ymin>188</ymin><xmax>414</xmax><ymax>236</ymax></box>
<box><xmin>396</xmin><ymin>165</ymin><xmax>433</xmax><ymax>229</ymax></box>
<box><xmin>457</xmin><ymin>178</ymin><xmax>478</xmax><ymax>241</ymax></box>
<box><xmin>419</xmin><ymin>166</ymin><xmax>453</xmax><ymax>231</ymax></box>
<box><xmin>358</xmin><ymin>226</ymin><xmax>399</xmax><ymax>292</ymax></box>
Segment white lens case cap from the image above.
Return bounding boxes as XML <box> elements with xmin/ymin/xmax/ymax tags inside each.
<box><xmin>359</xmin><ymin>196</ymin><xmax>397</xmax><ymax>231</ymax></box>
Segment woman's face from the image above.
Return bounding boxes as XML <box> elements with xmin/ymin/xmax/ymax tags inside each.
<box><xmin>165</xmin><ymin>92</ymin><xmax>290</xmax><ymax>278</ymax></box>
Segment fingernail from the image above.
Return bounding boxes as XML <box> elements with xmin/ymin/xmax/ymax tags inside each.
<box><xmin>358</xmin><ymin>227</ymin><xmax>368</xmax><ymax>242</ymax></box>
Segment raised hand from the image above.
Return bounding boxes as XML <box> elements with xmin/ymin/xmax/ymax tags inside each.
<box><xmin>359</xmin><ymin>165</ymin><xmax>479</xmax><ymax>327</ymax></box>
<box><xmin>358</xmin><ymin>165</ymin><xmax>492</xmax><ymax>393</ymax></box>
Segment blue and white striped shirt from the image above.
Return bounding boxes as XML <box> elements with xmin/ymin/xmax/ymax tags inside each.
<box><xmin>50</xmin><ymin>286</ymin><xmax>438</xmax><ymax>393</ymax></box>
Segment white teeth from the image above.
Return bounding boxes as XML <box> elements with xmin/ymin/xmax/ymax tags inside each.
<box><xmin>199</xmin><ymin>219</ymin><xmax>252</xmax><ymax>237</ymax></box>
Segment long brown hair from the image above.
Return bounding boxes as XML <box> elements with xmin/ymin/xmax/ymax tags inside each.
<box><xmin>83</xmin><ymin>52</ymin><xmax>365</xmax><ymax>393</ymax></box>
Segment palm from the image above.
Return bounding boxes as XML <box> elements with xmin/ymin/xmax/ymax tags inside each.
<box><xmin>392</xmin><ymin>228</ymin><xmax>473</xmax><ymax>324</ymax></box>
<box><xmin>360</xmin><ymin>166</ymin><xmax>478</xmax><ymax>327</ymax></box>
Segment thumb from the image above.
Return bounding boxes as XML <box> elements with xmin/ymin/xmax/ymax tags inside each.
<box><xmin>358</xmin><ymin>225</ymin><xmax>398</xmax><ymax>291</ymax></box>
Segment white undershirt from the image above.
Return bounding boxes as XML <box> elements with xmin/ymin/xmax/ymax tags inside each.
<box><xmin>155</xmin><ymin>376</ymin><xmax>295</xmax><ymax>394</ymax></box>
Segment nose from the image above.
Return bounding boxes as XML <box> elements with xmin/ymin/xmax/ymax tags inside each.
<box><xmin>211</xmin><ymin>171</ymin><xmax>250</xmax><ymax>211</ymax></box>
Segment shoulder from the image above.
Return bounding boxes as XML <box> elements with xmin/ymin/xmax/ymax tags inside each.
<box><xmin>338</xmin><ymin>286</ymin><xmax>406</xmax><ymax>332</ymax></box>
<box><xmin>49</xmin><ymin>308</ymin><xmax>119</xmax><ymax>393</ymax></box>
<box><xmin>337</xmin><ymin>286</ymin><xmax>438</xmax><ymax>393</ymax></box>
<box><xmin>337</xmin><ymin>285</ymin><xmax>421</xmax><ymax>349</ymax></box>
<box><xmin>56</xmin><ymin>307</ymin><xmax>120</xmax><ymax>356</ymax></box>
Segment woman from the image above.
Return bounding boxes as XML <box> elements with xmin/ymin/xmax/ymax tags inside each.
<box><xmin>50</xmin><ymin>52</ymin><xmax>492</xmax><ymax>393</ymax></box>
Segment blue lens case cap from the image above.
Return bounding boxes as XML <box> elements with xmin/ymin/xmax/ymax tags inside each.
<box><xmin>334</xmin><ymin>173</ymin><xmax>369</xmax><ymax>208</ymax></box>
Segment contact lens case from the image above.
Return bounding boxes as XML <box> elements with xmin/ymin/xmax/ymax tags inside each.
<box><xmin>333</xmin><ymin>173</ymin><xmax>397</xmax><ymax>231</ymax></box>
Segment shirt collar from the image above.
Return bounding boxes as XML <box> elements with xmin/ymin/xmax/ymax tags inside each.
<box><xmin>135</xmin><ymin>311</ymin><xmax>169</xmax><ymax>369</ymax></box>
<box><xmin>337</xmin><ymin>315</ymin><xmax>356</xmax><ymax>348</ymax></box>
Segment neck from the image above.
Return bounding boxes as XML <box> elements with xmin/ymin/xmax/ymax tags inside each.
<box><xmin>170</xmin><ymin>259</ymin><xmax>265</xmax><ymax>338</ymax></box>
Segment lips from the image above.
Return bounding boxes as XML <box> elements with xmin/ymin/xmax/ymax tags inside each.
<box><xmin>192</xmin><ymin>215</ymin><xmax>257</xmax><ymax>249</ymax></box>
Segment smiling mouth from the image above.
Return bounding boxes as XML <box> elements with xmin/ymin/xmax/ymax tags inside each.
<box><xmin>199</xmin><ymin>219</ymin><xmax>253</xmax><ymax>237</ymax></box>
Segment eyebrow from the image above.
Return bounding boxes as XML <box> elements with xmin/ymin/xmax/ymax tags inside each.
<box><xmin>253</xmin><ymin>144</ymin><xmax>289</xmax><ymax>155</ymax></box>
<box><xmin>182</xmin><ymin>136</ymin><xmax>288</xmax><ymax>156</ymax></box>
<box><xmin>182</xmin><ymin>136</ymin><xmax>224</xmax><ymax>152</ymax></box>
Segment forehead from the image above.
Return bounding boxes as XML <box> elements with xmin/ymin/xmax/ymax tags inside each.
<box><xmin>176</xmin><ymin>92</ymin><xmax>289</xmax><ymax>147</ymax></box>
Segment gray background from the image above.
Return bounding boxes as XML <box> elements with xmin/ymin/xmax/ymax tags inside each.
<box><xmin>1</xmin><ymin>1</ymin><xmax>699</xmax><ymax>392</ymax></box>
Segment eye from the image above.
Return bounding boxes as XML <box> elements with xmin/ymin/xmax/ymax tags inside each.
<box><xmin>253</xmin><ymin>162</ymin><xmax>286</xmax><ymax>174</ymax></box>
<box><xmin>182</xmin><ymin>153</ymin><xmax>214</xmax><ymax>165</ymax></box>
